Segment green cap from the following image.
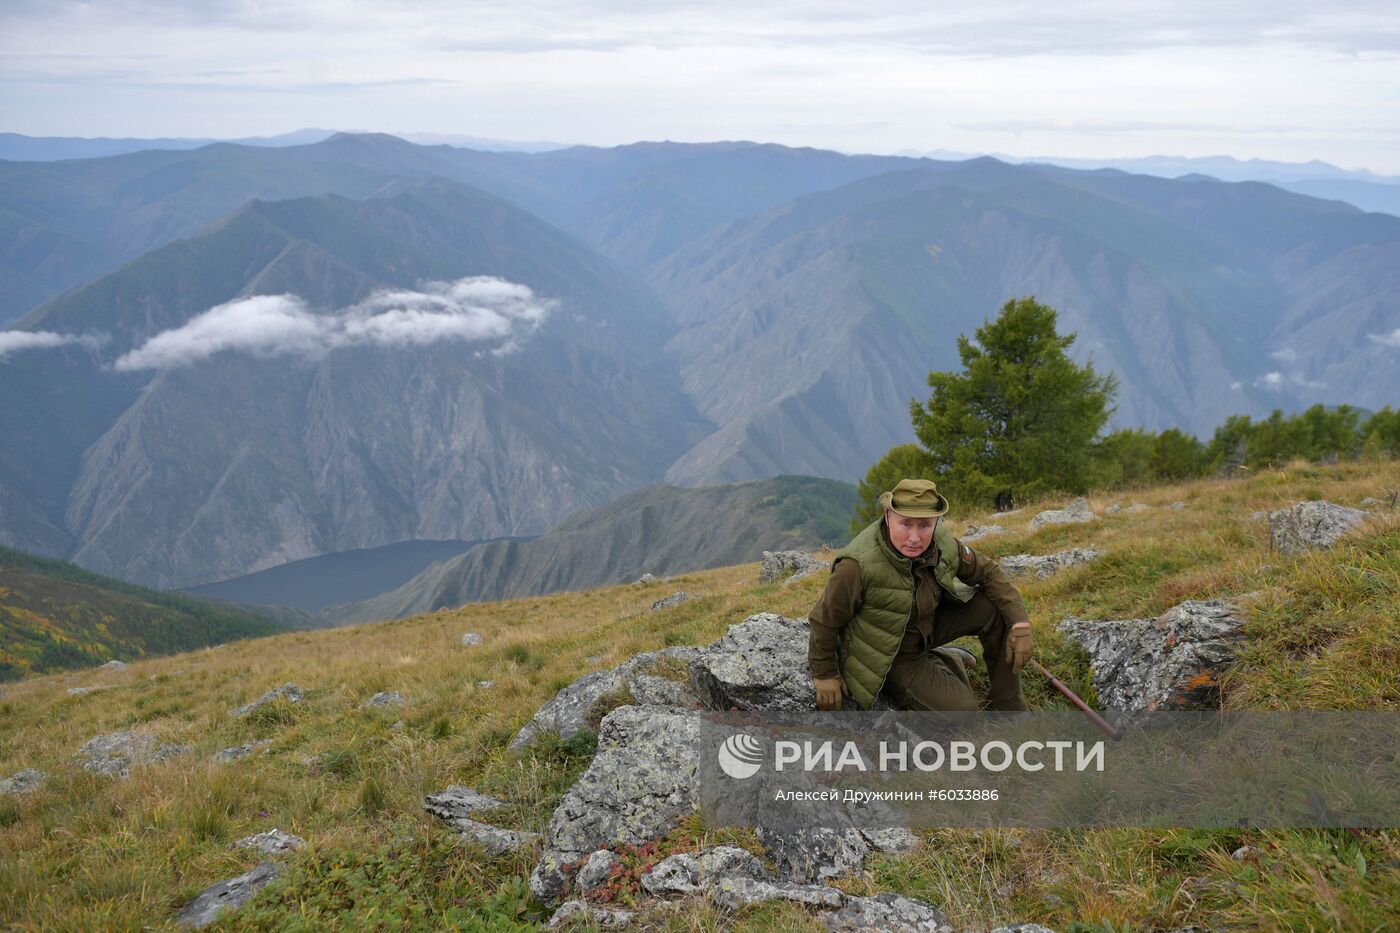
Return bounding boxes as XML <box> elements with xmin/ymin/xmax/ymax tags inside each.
<box><xmin>879</xmin><ymin>478</ymin><xmax>949</xmax><ymax>518</ymax></box>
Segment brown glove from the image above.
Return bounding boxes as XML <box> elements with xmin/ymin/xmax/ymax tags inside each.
<box><xmin>1004</xmin><ymin>621</ymin><xmax>1033</xmax><ymax>673</ymax></box>
<box><xmin>813</xmin><ymin>675</ymin><xmax>850</xmax><ymax>711</ymax></box>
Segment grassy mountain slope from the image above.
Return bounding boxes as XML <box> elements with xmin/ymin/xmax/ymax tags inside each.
<box><xmin>0</xmin><ymin>461</ymin><xmax>1395</xmax><ymax>929</ymax></box>
<box><xmin>326</xmin><ymin>475</ymin><xmax>859</xmax><ymax>624</ymax></box>
<box><xmin>0</xmin><ymin>545</ymin><xmax>288</xmax><ymax>681</ymax></box>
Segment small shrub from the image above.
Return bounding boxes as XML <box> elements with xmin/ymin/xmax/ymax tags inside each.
<box><xmin>431</xmin><ymin>717</ymin><xmax>452</xmax><ymax>739</ymax></box>
<box><xmin>187</xmin><ymin>802</ymin><xmax>230</xmax><ymax>842</ymax></box>
<box><xmin>0</xmin><ymin>797</ymin><xmax>20</xmax><ymax>828</ymax></box>
<box><xmin>317</xmin><ymin>746</ymin><xmax>360</xmax><ymax>779</ymax></box>
<box><xmin>357</xmin><ymin>776</ymin><xmax>388</xmax><ymax>816</ymax></box>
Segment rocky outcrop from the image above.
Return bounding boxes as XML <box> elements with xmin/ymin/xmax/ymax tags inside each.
<box><xmin>1029</xmin><ymin>498</ymin><xmax>1097</xmax><ymax>529</ymax></box>
<box><xmin>1267</xmin><ymin>501</ymin><xmax>1370</xmax><ymax>554</ymax></box>
<box><xmin>176</xmin><ymin>861</ymin><xmax>279</xmax><ymax>929</ymax></box>
<box><xmin>234</xmin><ymin>829</ymin><xmax>304</xmax><ymax>855</ymax></box>
<box><xmin>0</xmin><ymin>768</ymin><xmax>47</xmax><ymax>794</ymax></box>
<box><xmin>761</xmin><ymin>550</ymin><xmax>829</xmax><ymax>584</ymax></box>
<box><xmin>1000</xmin><ymin>548</ymin><xmax>1102</xmax><ymax>579</ymax></box>
<box><xmin>508</xmin><ymin>647</ymin><xmax>701</xmax><ymax>754</ymax></box>
<box><xmin>77</xmin><ymin>731</ymin><xmax>187</xmax><ymax>777</ymax></box>
<box><xmin>232</xmin><ymin>683</ymin><xmax>303</xmax><ymax>717</ymax></box>
<box><xmin>1058</xmin><ymin>599</ymin><xmax>1245</xmax><ymax>710</ymax></box>
<box><xmin>687</xmin><ymin>613</ymin><xmax>821</xmax><ymax>713</ymax></box>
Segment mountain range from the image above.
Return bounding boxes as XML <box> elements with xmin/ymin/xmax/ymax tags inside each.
<box><xmin>2</xmin><ymin>133</ymin><xmax>1397</xmax><ymax>592</ymax></box>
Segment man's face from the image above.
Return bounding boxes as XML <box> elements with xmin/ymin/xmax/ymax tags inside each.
<box><xmin>885</xmin><ymin>509</ymin><xmax>937</xmax><ymax>558</ymax></box>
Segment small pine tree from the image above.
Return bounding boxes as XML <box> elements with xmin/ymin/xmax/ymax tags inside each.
<box><xmin>904</xmin><ymin>297</ymin><xmax>1117</xmax><ymax>509</ymax></box>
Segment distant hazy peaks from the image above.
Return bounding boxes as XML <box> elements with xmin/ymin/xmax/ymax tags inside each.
<box><xmin>109</xmin><ymin>276</ymin><xmax>556</xmax><ymax>371</ymax></box>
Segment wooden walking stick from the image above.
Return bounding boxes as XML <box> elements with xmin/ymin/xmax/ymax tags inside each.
<box><xmin>1031</xmin><ymin>660</ymin><xmax>1120</xmax><ymax>741</ymax></box>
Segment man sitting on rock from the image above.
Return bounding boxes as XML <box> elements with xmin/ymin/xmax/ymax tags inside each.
<box><xmin>810</xmin><ymin>478</ymin><xmax>1033</xmax><ymax>711</ymax></box>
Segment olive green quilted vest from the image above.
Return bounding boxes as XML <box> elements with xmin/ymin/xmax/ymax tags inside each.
<box><xmin>835</xmin><ymin>519</ymin><xmax>976</xmax><ymax>710</ymax></box>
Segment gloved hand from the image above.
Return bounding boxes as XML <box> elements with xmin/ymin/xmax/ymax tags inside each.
<box><xmin>813</xmin><ymin>674</ymin><xmax>850</xmax><ymax>711</ymax></box>
<box><xmin>1004</xmin><ymin>621</ymin><xmax>1033</xmax><ymax>673</ymax></box>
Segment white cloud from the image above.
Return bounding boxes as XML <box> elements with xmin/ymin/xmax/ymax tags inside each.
<box><xmin>112</xmin><ymin>276</ymin><xmax>555</xmax><ymax>371</ymax></box>
<box><xmin>1270</xmin><ymin>347</ymin><xmax>1298</xmax><ymax>362</ymax></box>
<box><xmin>1258</xmin><ymin>371</ymin><xmax>1284</xmax><ymax>388</ymax></box>
<box><xmin>0</xmin><ymin>330</ymin><xmax>107</xmax><ymax>360</ymax></box>
<box><xmin>1253</xmin><ymin>369</ymin><xmax>1326</xmax><ymax>391</ymax></box>
<box><xmin>1368</xmin><ymin>328</ymin><xmax>1400</xmax><ymax>348</ymax></box>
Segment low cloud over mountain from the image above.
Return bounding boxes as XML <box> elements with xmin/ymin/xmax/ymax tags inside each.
<box><xmin>113</xmin><ymin>277</ymin><xmax>554</xmax><ymax>371</ymax></box>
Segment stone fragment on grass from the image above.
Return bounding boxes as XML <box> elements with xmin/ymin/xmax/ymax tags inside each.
<box><xmin>641</xmin><ymin>845</ymin><xmax>768</xmax><ymax>895</ymax></box>
<box><xmin>232</xmin><ymin>683</ymin><xmax>303</xmax><ymax>717</ymax></box>
<box><xmin>0</xmin><ymin>768</ymin><xmax>47</xmax><ymax>794</ymax></box>
<box><xmin>423</xmin><ymin>785</ymin><xmax>507</xmax><ymax>822</ymax></box>
<box><xmin>1170</xmin><ymin>502</ymin><xmax>1186</xmax><ymax>510</ymax></box>
<box><xmin>212</xmin><ymin>739</ymin><xmax>273</xmax><ymax>763</ymax></box>
<box><xmin>455</xmin><ymin>819</ymin><xmax>541</xmax><ymax>856</ymax></box>
<box><xmin>100</xmin><ymin>660</ymin><xmax>127</xmax><ymax>670</ymax></box>
<box><xmin>760</xmin><ymin>550</ymin><xmax>829</xmax><ymax>584</ymax></box>
<box><xmin>820</xmin><ymin>891</ymin><xmax>952</xmax><ymax>931</ymax></box>
<box><xmin>1058</xmin><ymin>599</ymin><xmax>1245</xmax><ymax>711</ymax></box>
<box><xmin>650</xmin><ymin>591</ymin><xmax>699</xmax><ymax>611</ymax></box>
<box><xmin>715</xmin><ymin>876</ymin><xmax>847</xmax><ymax>910</ymax></box>
<box><xmin>962</xmin><ymin>524</ymin><xmax>1005</xmax><ymax>541</ymax></box>
<box><xmin>547</xmin><ymin>900</ymin><xmax>635</xmax><ymax>928</ymax></box>
<box><xmin>78</xmin><ymin>731</ymin><xmax>187</xmax><ymax>777</ymax></box>
<box><xmin>67</xmin><ymin>686</ymin><xmax>110</xmax><ymax>696</ymax></box>
<box><xmin>1000</xmin><ymin>548</ymin><xmax>1102</xmax><ymax>579</ymax></box>
<box><xmin>234</xmin><ymin>829</ymin><xmax>305</xmax><ymax>855</ymax></box>
<box><xmin>635</xmin><ymin>573</ymin><xmax>659</xmax><ymax>584</ymax></box>
<box><xmin>361</xmin><ymin>691</ymin><xmax>407</xmax><ymax>709</ymax></box>
<box><xmin>508</xmin><ymin>646</ymin><xmax>701</xmax><ymax>753</ymax></box>
<box><xmin>1267</xmin><ymin>500</ymin><xmax>1370</xmax><ymax>554</ymax></box>
<box><xmin>176</xmin><ymin>861</ymin><xmax>279</xmax><ymax>929</ymax></box>
<box><xmin>461</xmin><ymin>632</ymin><xmax>484</xmax><ymax>646</ymax></box>
<box><xmin>1029</xmin><ymin>497</ymin><xmax>1097</xmax><ymax>528</ymax></box>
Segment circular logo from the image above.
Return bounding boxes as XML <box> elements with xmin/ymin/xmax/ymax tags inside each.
<box><xmin>717</xmin><ymin>732</ymin><xmax>764</xmax><ymax>779</ymax></box>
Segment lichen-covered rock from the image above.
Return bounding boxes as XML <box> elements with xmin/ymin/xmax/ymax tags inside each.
<box><xmin>0</xmin><ymin>768</ymin><xmax>47</xmax><ymax>794</ymax></box>
<box><xmin>962</xmin><ymin>524</ymin><xmax>1005</xmax><ymax>542</ymax></box>
<box><xmin>1000</xmin><ymin>548</ymin><xmax>1102</xmax><ymax>579</ymax></box>
<box><xmin>641</xmin><ymin>846</ymin><xmax>768</xmax><ymax>895</ymax></box>
<box><xmin>756</xmin><ymin>826</ymin><xmax>869</xmax><ymax>884</ymax></box>
<box><xmin>212</xmin><ymin>740</ymin><xmax>272</xmax><ymax>763</ymax></box>
<box><xmin>77</xmin><ymin>731</ymin><xmax>187</xmax><ymax>777</ymax></box>
<box><xmin>1058</xmin><ymin>599</ymin><xmax>1245</xmax><ymax>710</ymax></box>
<box><xmin>821</xmin><ymin>892</ymin><xmax>952</xmax><ymax>932</ymax></box>
<box><xmin>760</xmin><ymin>550</ymin><xmax>829</xmax><ymax>584</ymax></box>
<box><xmin>461</xmin><ymin>632</ymin><xmax>484</xmax><ymax>646</ymax></box>
<box><xmin>176</xmin><ymin>861</ymin><xmax>279</xmax><ymax>928</ymax></box>
<box><xmin>232</xmin><ymin>683</ymin><xmax>303</xmax><ymax>717</ymax></box>
<box><xmin>423</xmin><ymin>785</ymin><xmax>507</xmax><ymax>822</ymax></box>
<box><xmin>234</xmin><ymin>829</ymin><xmax>305</xmax><ymax>855</ymax></box>
<box><xmin>575</xmin><ymin>849</ymin><xmax>618</xmax><ymax>892</ymax></box>
<box><xmin>1029</xmin><ymin>497</ymin><xmax>1097</xmax><ymax>529</ymax></box>
<box><xmin>1267</xmin><ymin>500</ymin><xmax>1370</xmax><ymax>554</ymax></box>
<box><xmin>529</xmin><ymin>707</ymin><xmax>702</xmax><ymax>903</ymax></box>
<box><xmin>456</xmin><ymin>819</ymin><xmax>541</xmax><ymax>855</ymax></box>
<box><xmin>715</xmin><ymin>876</ymin><xmax>847</xmax><ymax>910</ymax></box>
<box><xmin>546</xmin><ymin>900</ymin><xmax>635</xmax><ymax>928</ymax></box>
<box><xmin>508</xmin><ymin>647</ymin><xmax>701</xmax><ymax>753</ymax></box>
<box><xmin>361</xmin><ymin>691</ymin><xmax>407</xmax><ymax>709</ymax></box>
<box><xmin>650</xmin><ymin>591</ymin><xmax>699</xmax><ymax>611</ymax></box>
<box><xmin>688</xmin><ymin>613</ymin><xmax>816</xmax><ymax>712</ymax></box>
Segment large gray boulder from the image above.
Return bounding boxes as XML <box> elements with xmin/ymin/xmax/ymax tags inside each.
<box><xmin>508</xmin><ymin>647</ymin><xmax>702</xmax><ymax>754</ymax></box>
<box><xmin>1029</xmin><ymin>497</ymin><xmax>1097</xmax><ymax>529</ymax></box>
<box><xmin>1000</xmin><ymin>548</ymin><xmax>1102</xmax><ymax>579</ymax></box>
<box><xmin>177</xmin><ymin>862</ymin><xmax>279</xmax><ymax>928</ymax></box>
<box><xmin>687</xmin><ymin>613</ymin><xmax>819</xmax><ymax>712</ymax></box>
<box><xmin>77</xmin><ymin>731</ymin><xmax>187</xmax><ymax>777</ymax></box>
<box><xmin>1058</xmin><ymin>599</ymin><xmax>1245</xmax><ymax>710</ymax></box>
<box><xmin>761</xmin><ymin>550</ymin><xmax>829</xmax><ymax>584</ymax></box>
<box><xmin>529</xmin><ymin>707</ymin><xmax>703</xmax><ymax>903</ymax></box>
<box><xmin>1267</xmin><ymin>501</ymin><xmax>1370</xmax><ymax>554</ymax></box>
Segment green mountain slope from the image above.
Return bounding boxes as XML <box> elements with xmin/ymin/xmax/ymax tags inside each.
<box><xmin>327</xmin><ymin>475</ymin><xmax>857</xmax><ymax>624</ymax></box>
<box><xmin>0</xmin><ymin>545</ymin><xmax>288</xmax><ymax>681</ymax></box>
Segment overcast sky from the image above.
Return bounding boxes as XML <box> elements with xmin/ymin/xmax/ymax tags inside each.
<box><xmin>3</xmin><ymin>1</ymin><xmax>1398</xmax><ymax>172</ymax></box>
